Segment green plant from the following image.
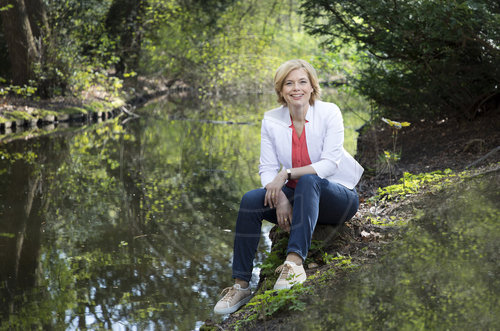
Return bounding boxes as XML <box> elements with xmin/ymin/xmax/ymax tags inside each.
<box><xmin>234</xmin><ymin>285</ymin><xmax>310</xmax><ymax>329</ymax></box>
<box><xmin>0</xmin><ymin>83</ymin><xmax>38</xmax><ymax>99</ymax></box>
<box><xmin>371</xmin><ymin>169</ymin><xmax>460</xmax><ymax>202</ymax></box>
<box><xmin>382</xmin><ymin>117</ymin><xmax>411</xmax><ymax>155</ymax></box>
<box><xmin>378</xmin><ymin>117</ymin><xmax>411</xmax><ymax>181</ymax></box>
<box><xmin>257</xmin><ymin>230</ymin><xmax>289</xmax><ymax>287</ymax></box>
<box><xmin>324</xmin><ymin>253</ymin><xmax>354</xmax><ymax>270</ymax></box>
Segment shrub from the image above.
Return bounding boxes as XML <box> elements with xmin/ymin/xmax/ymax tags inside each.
<box><xmin>302</xmin><ymin>0</ymin><xmax>500</xmax><ymax>119</ymax></box>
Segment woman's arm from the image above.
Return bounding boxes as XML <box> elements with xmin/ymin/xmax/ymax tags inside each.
<box><xmin>259</xmin><ymin>119</ymin><xmax>280</xmax><ymax>187</ymax></box>
<box><xmin>309</xmin><ymin>104</ymin><xmax>344</xmax><ymax>179</ymax></box>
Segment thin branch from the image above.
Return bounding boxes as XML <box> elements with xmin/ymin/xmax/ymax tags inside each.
<box><xmin>465</xmin><ymin>146</ymin><xmax>500</xmax><ymax>169</ymax></box>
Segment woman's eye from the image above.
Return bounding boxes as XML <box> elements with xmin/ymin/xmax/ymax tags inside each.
<box><xmin>285</xmin><ymin>82</ymin><xmax>292</xmax><ymax>85</ymax></box>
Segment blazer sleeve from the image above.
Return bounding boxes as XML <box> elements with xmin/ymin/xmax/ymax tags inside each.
<box><xmin>258</xmin><ymin>119</ymin><xmax>280</xmax><ymax>187</ymax></box>
<box><xmin>310</xmin><ymin>105</ymin><xmax>344</xmax><ymax>178</ymax></box>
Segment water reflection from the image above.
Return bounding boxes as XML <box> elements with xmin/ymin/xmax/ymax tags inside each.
<box><xmin>0</xmin><ymin>92</ymin><xmax>365</xmax><ymax>329</ymax></box>
<box><xmin>300</xmin><ymin>172</ymin><xmax>500</xmax><ymax>330</ymax></box>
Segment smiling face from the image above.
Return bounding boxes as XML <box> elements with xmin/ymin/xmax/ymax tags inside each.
<box><xmin>281</xmin><ymin>68</ymin><xmax>313</xmax><ymax>109</ymax></box>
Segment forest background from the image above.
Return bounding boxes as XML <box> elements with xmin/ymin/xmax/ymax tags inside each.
<box><xmin>0</xmin><ymin>1</ymin><xmax>498</xmax><ymax>329</ymax></box>
<box><xmin>1</xmin><ymin>0</ymin><xmax>498</xmax><ymax>122</ymax></box>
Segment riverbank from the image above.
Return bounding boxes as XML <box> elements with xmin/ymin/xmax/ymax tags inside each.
<box><xmin>0</xmin><ymin>92</ymin><xmax>125</xmax><ymax>143</ymax></box>
<box><xmin>0</xmin><ymin>76</ymin><xmax>188</xmax><ymax>143</ymax></box>
<box><xmin>207</xmin><ymin>109</ymin><xmax>500</xmax><ymax>330</ymax></box>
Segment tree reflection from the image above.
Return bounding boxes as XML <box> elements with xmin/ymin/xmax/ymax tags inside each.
<box><xmin>0</xmin><ymin>92</ymin><xmax>365</xmax><ymax>329</ymax></box>
<box><xmin>0</xmin><ymin>137</ymin><xmax>70</xmax><ymax>329</ymax></box>
<box><xmin>0</xmin><ymin>94</ymin><xmax>267</xmax><ymax>329</ymax></box>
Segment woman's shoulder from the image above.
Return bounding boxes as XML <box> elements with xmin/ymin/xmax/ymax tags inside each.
<box><xmin>313</xmin><ymin>100</ymin><xmax>341</xmax><ymax>120</ymax></box>
<box><xmin>263</xmin><ymin>105</ymin><xmax>289</xmax><ymax>125</ymax></box>
<box><xmin>264</xmin><ymin>105</ymin><xmax>286</xmax><ymax>117</ymax></box>
<box><xmin>314</xmin><ymin>100</ymin><xmax>340</xmax><ymax>113</ymax></box>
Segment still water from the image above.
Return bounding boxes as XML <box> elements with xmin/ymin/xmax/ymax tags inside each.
<box><xmin>0</xmin><ymin>91</ymin><xmax>366</xmax><ymax>330</ymax></box>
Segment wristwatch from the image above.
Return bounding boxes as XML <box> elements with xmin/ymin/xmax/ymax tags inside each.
<box><xmin>286</xmin><ymin>168</ymin><xmax>292</xmax><ymax>180</ymax></box>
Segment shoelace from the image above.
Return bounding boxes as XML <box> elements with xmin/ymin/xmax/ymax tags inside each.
<box><xmin>275</xmin><ymin>263</ymin><xmax>292</xmax><ymax>280</ymax></box>
<box><xmin>219</xmin><ymin>286</ymin><xmax>237</xmax><ymax>302</ymax></box>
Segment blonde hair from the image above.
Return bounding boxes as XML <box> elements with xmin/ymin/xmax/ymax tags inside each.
<box><xmin>274</xmin><ymin>59</ymin><xmax>321</xmax><ymax>106</ymax></box>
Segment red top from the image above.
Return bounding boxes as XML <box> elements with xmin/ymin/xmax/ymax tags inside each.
<box><xmin>286</xmin><ymin>119</ymin><xmax>312</xmax><ymax>189</ymax></box>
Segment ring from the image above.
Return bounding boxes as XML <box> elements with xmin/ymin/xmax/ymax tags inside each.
<box><xmin>271</xmin><ymin>192</ymin><xmax>275</xmax><ymax>196</ymax></box>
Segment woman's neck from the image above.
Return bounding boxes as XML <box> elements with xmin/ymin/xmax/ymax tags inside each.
<box><xmin>288</xmin><ymin>103</ymin><xmax>309</xmax><ymax>124</ymax></box>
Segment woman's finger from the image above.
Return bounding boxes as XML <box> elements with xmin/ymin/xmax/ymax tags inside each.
<box><xmin>265</xmin><ymin>190</ymin><xmax>272</xmax><ymax>208</ymax></box>
<box><xmin>284</xmin><ymin>216</ymin><xmax>291</xmax><ymax>232</ymax></box>
<box><xmin>268</xmin><ymin>192</ymin><xmax>275</xmax><ymax>209</ymax></box>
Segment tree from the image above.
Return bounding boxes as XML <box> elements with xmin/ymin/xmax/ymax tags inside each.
<box><xmin>105</xmin><ymin>0</ymin><xmax>146</xmax><ymax>76</ymax></box>
<box><xmin>0</xmin><ymin>0</ymin><xmax>40</xmax><ymax>84</ymax></box>
<box><xmin>301</xmin><ymin>0</ymin><xmax>500</xmax><ymax>119</ymax></box>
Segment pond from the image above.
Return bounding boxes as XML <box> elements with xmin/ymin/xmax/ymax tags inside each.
<box><xmin>0</xmin><ymin>90</ymin><xmax>367</xmax><ymax>330</ymax></box>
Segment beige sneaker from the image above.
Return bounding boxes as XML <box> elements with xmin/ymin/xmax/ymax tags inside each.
<box><xmin>273</xmin><ymin>261</ymin><xmax>307</xmax><ymax>290</ymax></box>
<box><xmin>213</xmin><ymin>284</ymin><xmax>252</xmax><ymax>314</ymax></box>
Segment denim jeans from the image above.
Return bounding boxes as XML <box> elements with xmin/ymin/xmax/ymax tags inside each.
<box><xmin>232</xmin><ymin>174</ymin><xmax>359</xmax><ymax>282</ymax></box>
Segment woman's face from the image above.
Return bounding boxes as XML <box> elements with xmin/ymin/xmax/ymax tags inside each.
<box><xmin>281</xmin><ymin>68</ymin><xmax>313</xmax><ymax>108</ymax></box>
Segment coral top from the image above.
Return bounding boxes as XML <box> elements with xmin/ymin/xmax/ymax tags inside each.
<box><xmin>286</xmin><ymin>119</ymin><xmax>312</xmax><ymax>189</ymax></box>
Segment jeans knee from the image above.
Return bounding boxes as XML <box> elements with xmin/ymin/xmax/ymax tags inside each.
<box><xmin>240</xmin><ymin>189</ymin><xmax>265</xmax><ymax>209</ymax></box>
<box><xmin>296</xmin><ymin>174</ymin><xmax>320</xmax><ymax>190</ymax></box>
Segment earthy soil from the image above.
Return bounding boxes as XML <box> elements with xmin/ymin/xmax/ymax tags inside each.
<box><xmin>356</xmin><ymin>108</ymin><xmax>500</xmax><ymax>198</ymax></box>
<box><xmin>211</xmin><ymin>108</ymin><xmax>500</xmax><ymax>330</ymax></box>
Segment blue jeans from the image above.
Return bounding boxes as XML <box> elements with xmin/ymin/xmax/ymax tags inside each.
<box><xmin>232</xmin><ymin>174</ymin><xmax>359</xmax><ymax>282</ymax></box>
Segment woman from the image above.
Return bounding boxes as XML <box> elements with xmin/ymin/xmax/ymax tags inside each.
<box><xmin>214</xmin><ymin>59</ymin><xmax>363</xmax><ymax>315</ymax></box>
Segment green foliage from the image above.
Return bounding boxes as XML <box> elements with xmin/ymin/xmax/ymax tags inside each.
<box><xmin>372</xmin><ymin>169</ymin><xmax>460</xmax><ymax>202</ymax></box>
<box><xmin>322</xmin><ymin>252</ymin><xmax>354</xmax><ymax>269</ymax></box>
<box><xmin>0</xmin><ymin>4</ymin><xmax>13</xmax><ymax>11</ymax></box>
<box><xmin>0</xmin><ymin>83</ymin><xmax>38</xmax><ymax>98</ymax></box>
<box><xmin>70</xmin><ymin>67</ymin><xmax>124</xmax><ymax>99</ymax></box>
<box><xmin>300</xmin><ymin>173</ymin><xmax>500</xmax><ymax>330</ymax></box>
<box><xmin>20</xmin><ymin>0</ymin><xmax>122</xmax><ymax>97</ymax></box>
<box><xmin>140</xmin><ymin>0</ymin><xmax>361</xmax><ymax>93</ymax></box>
<box><xmin>257</xmin><ymin>231</ymin><xmax>289</xmax><ymax>286</ymax></box>
<box><xmin>234</xmin><ymin>285</ymin><xmax>310</xmax><ymax>328</ymax></box>
<box><xmin>0</xmin><ymin>150</ymin><xmax>37</xmax><ymax>164</ymax></box>
<box><xmin>302</xmin><ymin>0</ymin><xmax>500</xmax><ymax>119</ymax></box>
<box><xmin>1</xmin><ymin>0</ymin><xmax>369</xmax><ymax>99</ymax></box>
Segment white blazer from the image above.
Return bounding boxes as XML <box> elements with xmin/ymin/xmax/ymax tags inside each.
<box><xmin>259</xmin><ymin>100</ymin><xmax>364</xmax><ymax>190</ymax></box>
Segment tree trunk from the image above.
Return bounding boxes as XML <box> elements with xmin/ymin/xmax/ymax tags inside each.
<box><xmin>0</xmin><ymin>0</ymin><xmax>39</xmax><ymax>85</ymax></box>
<box><xmin>105</xmin><ymin>0</ymin><xmax>145</xmax><ymax>76</ymax></box>
<box><xmin>24</xmin><ymin>0</ymin><xmax>49</xmax><ymax>40</ymax></box>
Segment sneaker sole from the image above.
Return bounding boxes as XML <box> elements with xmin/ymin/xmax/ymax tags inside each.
<box><xmin>213</xmin><ymin>295</ymin><xmax>252</xmax><ymax>315</ymax></box>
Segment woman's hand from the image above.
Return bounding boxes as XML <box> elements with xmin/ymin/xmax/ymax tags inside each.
<box><xmin>275</xmin><ymin>191</ymin><xmax>293</xmax><ymax>233</ymax></box>
<box><xmin>264</xmin><ymin>170</ymin><xmax>287</xmax><ymax>209</ymax></box>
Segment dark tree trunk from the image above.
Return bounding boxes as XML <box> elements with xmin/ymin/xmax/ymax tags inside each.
<box><xmin>105</xmin><ymin>0</ymin><xmax>145</xmax><ymax>77</ymax></box>
<box><xmin>0</xmin><ymin>0</ymin><xmax>39</xmax><ymax>85</ymax></box>
<box><xmin>24</xmin><ymin>0</ymin><xmax>49</xmax><ymax>41</ymax></box>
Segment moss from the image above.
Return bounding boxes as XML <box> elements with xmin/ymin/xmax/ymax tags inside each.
<box><xmin>57</xmin><ymin>106</ymin><xmax>89</xmax><ymax>115</ymax></box>
<box><xmin>82</xmin><ymin>98</ymin><xmax>124</xmax><ymax>113</ymax></box>
<box><xmin>32</xmin><ymin>109</ymin><xmax>59</xmax><ymax>118</ymax></box>
<box><xmin>3</xmin><ymin>110</ymin><xmax>35</xmax><ymax>121</ymax></box>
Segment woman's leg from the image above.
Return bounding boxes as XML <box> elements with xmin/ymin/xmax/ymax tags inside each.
<box><xmin>232</xmin><ymin>188</ymin><xmax>281</xmax><ymax>282</ymax></box>
<box><xmin>286</xmin><ymin>174</ymin><xmax>359</xmax><ymax>262</ymax></box>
